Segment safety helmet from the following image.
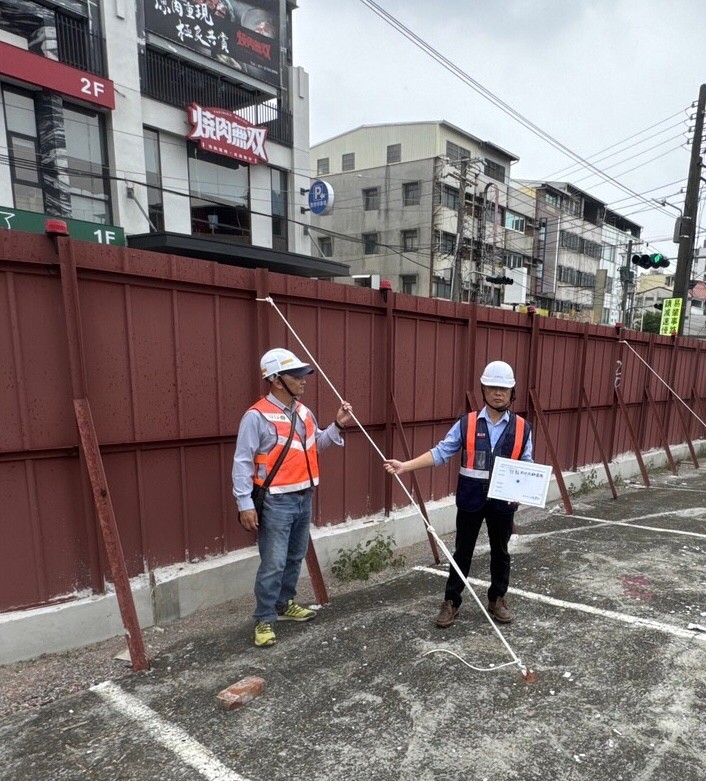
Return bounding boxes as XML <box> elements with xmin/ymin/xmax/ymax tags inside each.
<box><xmin>480</xmin><ymin>360</ymin><xmax>515</xmax><ymax>388</ymax></box>
<box><xmin>260</xmin><ymin>348</ymin><xmax>313</xmax><ymax>380</ymax></box>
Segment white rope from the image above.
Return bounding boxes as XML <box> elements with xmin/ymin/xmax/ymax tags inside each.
<box><xmin>619</xmin><ymin>340</ymin><xmax>706</xmax><ymax>430</ymax></box>
<box><xmin>422</xmin><ymin>649</ymin><xmax>519</xmax><ymax>673</ymax></box>
<box><xmin>256</xmin><ymin>295</ymin><xmax>529</xmax><ymax>677</ymax></box>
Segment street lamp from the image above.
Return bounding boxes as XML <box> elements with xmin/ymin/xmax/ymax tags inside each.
<box><xmin>654</xmin><ymin>198</ymin><xmax>682</xmax><ymax>216</ymax></box>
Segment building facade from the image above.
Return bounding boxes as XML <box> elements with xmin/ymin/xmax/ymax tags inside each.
<box><xmin>527</xmin><ymin>182</ymin><xmax>642</xmax><ymax>323</ymax></box>
<box><xmin>0</xmin><ymin>0</ymin><xmax>344</xmax><ymax>276</ymax></box>
<box><xmin>309</xmin><ymin>121</ymin><xmax>542</xmax><ymax>304</ymax></box>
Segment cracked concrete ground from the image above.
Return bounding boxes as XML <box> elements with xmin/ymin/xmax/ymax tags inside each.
<box><xmin>1</xmin><ymin>466</ymin><xmax>705</xmax><ymax>780</ymax></box>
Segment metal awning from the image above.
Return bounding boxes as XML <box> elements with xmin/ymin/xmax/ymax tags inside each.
<box><xmin>127</xmin><ymin>232</ymin><xmax>349</xmax><ymax>279</ymax></box>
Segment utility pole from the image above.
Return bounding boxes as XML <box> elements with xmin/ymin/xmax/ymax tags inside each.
<box><xmin>673</xmin><ymin>83</ymin><xmax>706</xmax><ymax>335</ymax></box>
<box><xmin>619</xmin><ymin>239</ymin><xmax>633</xmax><ymax>326</ymax></box>
<box><xmin>451</xmin><ymin>158</ymin><xmax>468</xmax><ymax>302</ymax></box>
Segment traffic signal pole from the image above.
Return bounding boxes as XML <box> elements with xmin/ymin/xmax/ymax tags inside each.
<box><xmin>673</xmin><ymin>83</ymin><xmax>706</xmax><ymax>335</ymax></box>
<box><xmin>620</xmin><ymin>239</ymin><xmax>633</xmax><ymax>326</ymax></box>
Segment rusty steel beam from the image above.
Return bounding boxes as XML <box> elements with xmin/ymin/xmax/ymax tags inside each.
<box><xmin>465</xmin><ymin>390</ymin><xmax>480</xmax><ymax>412</ymax></box>
<box><xmin>58</xmin><ymin>238</ymin><xmax>148</xmax><ymax>672</ymax></box>
<box><xmin>529</xmin><ymin>388</ymin><xmax>573</xmax><ymax>515</ymax></box>
<box><xmin>614</xmin><ymin>387</ymin><xmax>650</xmax><ymax>487</ymax></box>
<box><xmin>305</xmin><ymin>539</ymin><xmax>329</xmax><ymax>606</ymax></box>
<box><xmin>581</xmin><ymin>388</ymin><xmax>618</xmax><ymax>500</ymax></box>
<box><xmin>74</xmin><ymin>399</ymin><xmax>149</xmax><ymax>671</ymax></box>
<box><xmin>672</xmin><ymin>393</ymin><xmax>700</xmax><ymax>468</ymax></box>
<box><xmin>644</xmin><ymin>385</ymin><xmax>678</xmax><ymax>475</ymax></box>
<box><xmin>572</xmin><ymin>324</ymin><xmax>589</xmax><ymax>471</ymax></box>
<box><xmin>384</xmin><ymin>290</ymin><xmax>394</xmax><ymax>518</ymax></box>
<box><xmin>390</xmin><ymin>393</ymin><xmax>440</xmax><ymax>564</ymax></box>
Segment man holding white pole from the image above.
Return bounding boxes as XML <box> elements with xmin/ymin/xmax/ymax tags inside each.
<box><xmin>384</xmin><ymin>361</ymin><xmax>533</xmax><ymax>627</ymax></box>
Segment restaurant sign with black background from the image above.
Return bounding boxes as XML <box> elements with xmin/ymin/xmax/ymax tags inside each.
<box><xmin>145</xmin><ymin>1</ymin><xmax>280</xmax><ymax>87</ymax></box>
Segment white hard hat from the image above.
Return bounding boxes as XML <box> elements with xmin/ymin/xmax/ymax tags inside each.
<box><xmin>480</xmin><ymin>360</ymin><xmax>515</xmax><ymax>388</ymax></box>
<box><xmin>260</xmin><ymin>348</ymin><xmax>314</xmax><ymax>380</ymax></box>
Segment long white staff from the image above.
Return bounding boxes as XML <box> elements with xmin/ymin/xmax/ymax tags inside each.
<box><xmin>620</xmin><ymin>339</ymin><xmax>706</xmax><ymax>431</ymax></box>
<box><xmin>257</xmin><ymin>296</ymin><xmax>535</xmax><ymax>681</ymax></box>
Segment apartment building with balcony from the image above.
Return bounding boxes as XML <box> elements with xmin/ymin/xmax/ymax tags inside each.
<box><xmin>0</xmin><ymin>0</ymin><xmax>345</xmax><ymax>278</ymax></box>
<box><xmin>309</xmin><ymin>121</ymin><xmax>540</xmax><ymax>303</ymax></box>
<box><xmin>526</xmin><ymin>181</ymin><xmax>642</xmax><ymax>322</ymax></box>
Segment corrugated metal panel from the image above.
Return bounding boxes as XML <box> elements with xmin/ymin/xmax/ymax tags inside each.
<box><xmin>1</xmin><ymin>231</ymin><xmax>704</xmax><ymax>612</ymax></box>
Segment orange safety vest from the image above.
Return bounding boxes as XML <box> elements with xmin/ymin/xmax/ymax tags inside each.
<box><xmin>462</xmin><ymin>411</ymin><xmax>526</xmax><ymax>479</ymax></box>
<box><xmin>250</xmin><ymin>398</ymin><xmax>320</xmax><ymax>493</ymax></box>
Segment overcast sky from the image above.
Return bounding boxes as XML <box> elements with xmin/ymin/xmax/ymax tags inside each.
<box><xmin>292</xmin><ymin>0</ymin><xmax>706</xmax><ymax>260</ymax></box>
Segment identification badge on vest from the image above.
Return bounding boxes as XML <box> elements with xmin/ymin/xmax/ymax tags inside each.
<box><xmin>473</xmin><ymin>451</ymin><xmax>488</xmax><ymax>470</ymax></box>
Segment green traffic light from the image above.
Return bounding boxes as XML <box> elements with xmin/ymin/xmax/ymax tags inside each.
<box><xmin>649</xmin><ymin>253</ymin><xmax>670</xmax><ymax>268</ymax></box>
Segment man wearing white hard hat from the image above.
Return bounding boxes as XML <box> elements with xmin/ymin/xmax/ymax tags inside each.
<box><xmin>384</xmin><ymin>360</ymin><xmax>532</xmax><ymax>626</ymax></box>
<box><xmin>233</xmin><ymin>348</ymin><xmax>352</xmax><ymax>648</ymax></box>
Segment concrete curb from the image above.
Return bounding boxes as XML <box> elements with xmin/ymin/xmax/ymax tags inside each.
<box><xmin>1</xmin><ymin>440</ymin><xmax>703</xmax><ymax>665</ymax></box>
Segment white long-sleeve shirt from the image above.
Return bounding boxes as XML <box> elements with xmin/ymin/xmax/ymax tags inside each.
<box><xmin>232</xmin><ymin>393</ymin><xmax>343</xmax><ymax>511</ymax></box>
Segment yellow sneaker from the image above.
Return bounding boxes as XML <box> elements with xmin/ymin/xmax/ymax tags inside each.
<box><xmin>254</xmin><ymin>622</ymin><xmax>276</xmax><ymax>647</ymax></box>
<box><xmin>277</xmin><ymin>600</ymin><xmax>316</xmax><ymax>622</ymax></box>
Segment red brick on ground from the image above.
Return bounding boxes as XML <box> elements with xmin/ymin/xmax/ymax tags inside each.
<box><xmin>216</xmin><ymin>676</ymin><xmax>266</xmax><ymax>711</ymax></box>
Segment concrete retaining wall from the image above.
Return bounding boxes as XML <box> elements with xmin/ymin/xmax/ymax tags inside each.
<box><xmin>1</xmin><ymin>440</ymin><xmax>703</xmax><ymax>666</ymax></box>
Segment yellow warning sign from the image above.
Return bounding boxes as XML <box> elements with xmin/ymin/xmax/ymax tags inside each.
<box><xmin>659</xmin><ymin>297</ymin><xmax>682</xmax><ymax>335</ymax></box>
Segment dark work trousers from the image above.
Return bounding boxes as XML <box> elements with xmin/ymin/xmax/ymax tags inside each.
<box><xmin>444</xmin><ymin>505</ymin><xmax>514</xmax><ymax>607</ymax></box>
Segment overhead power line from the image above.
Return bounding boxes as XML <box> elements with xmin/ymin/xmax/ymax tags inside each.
<box><xmin>357</xmin><ymin>0</ymin><xmax>677</xmax><ymax>221</ymax></box>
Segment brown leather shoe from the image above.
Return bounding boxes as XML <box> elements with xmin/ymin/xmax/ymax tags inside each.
<box><xmin>435</xmin><ymin>599</ymin><xmax>459</xmax><ymax>628</ymax></box>
<box><xmin>488</xmin><ymin>596</ymin><xmax>512</xmax><ymax>623</ymax></box>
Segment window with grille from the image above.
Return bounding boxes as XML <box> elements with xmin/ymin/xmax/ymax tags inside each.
<box><xmin>504</xmin><ymin>252</ymin><xmax>524</xmax><ymax>269</ymax></box>
<box><xmin>363</xmin><ymin>187</ymin><xmax>379</xmax><ymax>210</ymax></box>
<box><xmin>342</xmin><ymin>152</ymin><xmax>355</xmax><ymax>171</ymax></box>
<box><xmin>545</xmin><ymin>192</ymin><xmax>560</xmax><ymax>208</ymax></box>
<box><xmin>317</xmin><ymin>157</ymin><xmax>329</xmax><ymax>175</ymax></box>
<box><xmin>441</xmin><ymin>184</ymin><xmax>459</xmax><ymax>210</ymax></box>
<box><xmin>403</xmin><ymin>181</ymin><xmax>420</xmax><ymax>206</ymax></box>
<box><xmin>387</xmin><ymin>143</ymin><xmax>401</xmax><ymax>164</ymax></box>
<box><xmin>437</xmin><ymin>231</ymin><xmax>456</xmax><ymax>255</ymax></box>
<box><xmin>504</xmin><ymin>211</ymin><xmax>526</xmax><ymax>233</ymax></box>
<box><xmin>484</xmin><ymin>159</ymin><xmax>506</xmax><ymax>183</ymax></box>
<box><xmin>362</xmin><ymin>232</ymin><xmax>378</xmax><ymax>254</ymax></box>
<box><xmin>446</xmin><ymin>140</ymin><xmax>470</xmax><ymax>161</ymax></box>
<box><xmin>318</xmin><ymin>236</ymin><xmax>333</xmax><ymax>257</ymax></box>
<box><xmin>143</xmin><ymin>127</ymin><xmax>164</xmax><ymax>231</ymax></box>
<box><xmin>434</xmin><ymin>276</ymin><xmax>452</xmax><ymax>298</ymax></box>
<box><xmin>401</xmin><ymin>274</ymin><xmax>418</xmax><ymax>295</ymax></box>
<box><xmin>401</xmin><ymin>229</ymin><xmax>418</xmax><ymax>251</ymax></box>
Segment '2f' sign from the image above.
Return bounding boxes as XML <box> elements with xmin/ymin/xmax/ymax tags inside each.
<box><xmin>79</xmin><ymin>77</ymin><xmax>106</xmax><ymax>98</ymax></box>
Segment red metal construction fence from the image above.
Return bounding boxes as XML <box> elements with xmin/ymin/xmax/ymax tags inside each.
<box><xmin>1</xmin><ymin>230</ymin><xmax>705</xmax><ymax>613</ymax></box>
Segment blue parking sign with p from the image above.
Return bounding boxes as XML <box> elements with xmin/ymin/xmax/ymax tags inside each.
<box><xmin>308</xmin><ymin>180</ymin><xmax>334</xmax><ymax>215</ymax></box>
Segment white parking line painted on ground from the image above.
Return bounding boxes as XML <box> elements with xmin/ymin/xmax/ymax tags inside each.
<box><xmin>628</xmin><ymin>485</ymin><xmax>706</xmax><ymax>495</ymax></box>
<box><xmin>557</xmin><ymin>514</ymin><xmax>706</xmax><ymax>539</ymax></box>
<box><xmin>414</xmin><ymin>566</ymin><xmax>706</xmax><ymax>642</ymax></box>
<box><xmin>91</xmin><ymin>681</ymin><xmax>251</xmax><ymax>781</ymax></box>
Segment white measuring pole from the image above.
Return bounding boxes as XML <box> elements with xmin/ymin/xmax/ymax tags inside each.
<box><xmin>256</xmin><ymin>296</ymin><xmax>529</xmax><ymax>676</ymax></box>
<box><xmin>620</xmin><ymin>339</ymin><xmax>706</xmax><ymax>431</ymax></box>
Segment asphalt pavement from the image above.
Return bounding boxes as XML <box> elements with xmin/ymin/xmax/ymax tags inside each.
<box><xmin>1</xmin><ymin>466</ymin><xmax>705</xmax><ymax>781</ymax></box>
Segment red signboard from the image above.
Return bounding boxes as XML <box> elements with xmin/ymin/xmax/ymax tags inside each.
<box><xmin>187</xmin><ymin>104</ymin><xmax>268</xmax><ymax>164</ymax></box>
<box><xmin>0</xmin><ymin>42</ymin><xmax>115</xmax><ymax>110</ymax></box>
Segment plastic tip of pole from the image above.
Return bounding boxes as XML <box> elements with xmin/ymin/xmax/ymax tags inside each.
<box><xmin>521</xmin><ymin>669</ymin><xmax>539</xmax><ymax>683</ymax></box>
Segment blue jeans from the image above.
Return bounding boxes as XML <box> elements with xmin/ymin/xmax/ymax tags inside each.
<box><xmin>254</xmin><ymin>490</ymin><xmax>313</xmax><ymax>623</ymax></box>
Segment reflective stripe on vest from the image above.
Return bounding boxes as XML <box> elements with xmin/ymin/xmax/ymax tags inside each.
<box><xmin>510</xmin><ymin>416</ymin><xmax>525</xmax><ymax>460</ymax></box>
<box><xmin>464</xmin><ymin>411</ymin><xmax>478</xmax><ymax>472</ymax></box>
<box><xmin>460</xmin><ymin>411</ymin><xmax>526</xmax><ymax>480</ymax></box>
<box><xmin>250</xmin><ymin>398</ymin><xmax>320</xmax><ymax>492</ymax></box>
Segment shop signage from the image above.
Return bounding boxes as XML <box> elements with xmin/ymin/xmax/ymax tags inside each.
<box><xmin>145</xmin><ymin>0</ymin><xmax>280</xmax><ymax>88</ymax></box>
<box><xmin>0</xmin><ymin>42</ymin><xmax>115</xmax><ymax>110</ymax></box>
<box><xmin>187</xmin><ymin>104</ymin><xmax>268</xmax><ymax>164</ymax></box>
<box><xmin>0</xmin><ymin>205</ymin><xmax>125</xmax><ymax>246</ymax></box>
<box><xmin>308</xmin><ymin>180</ymin><xmax>335</xmax><ymax>216</ymax></box>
